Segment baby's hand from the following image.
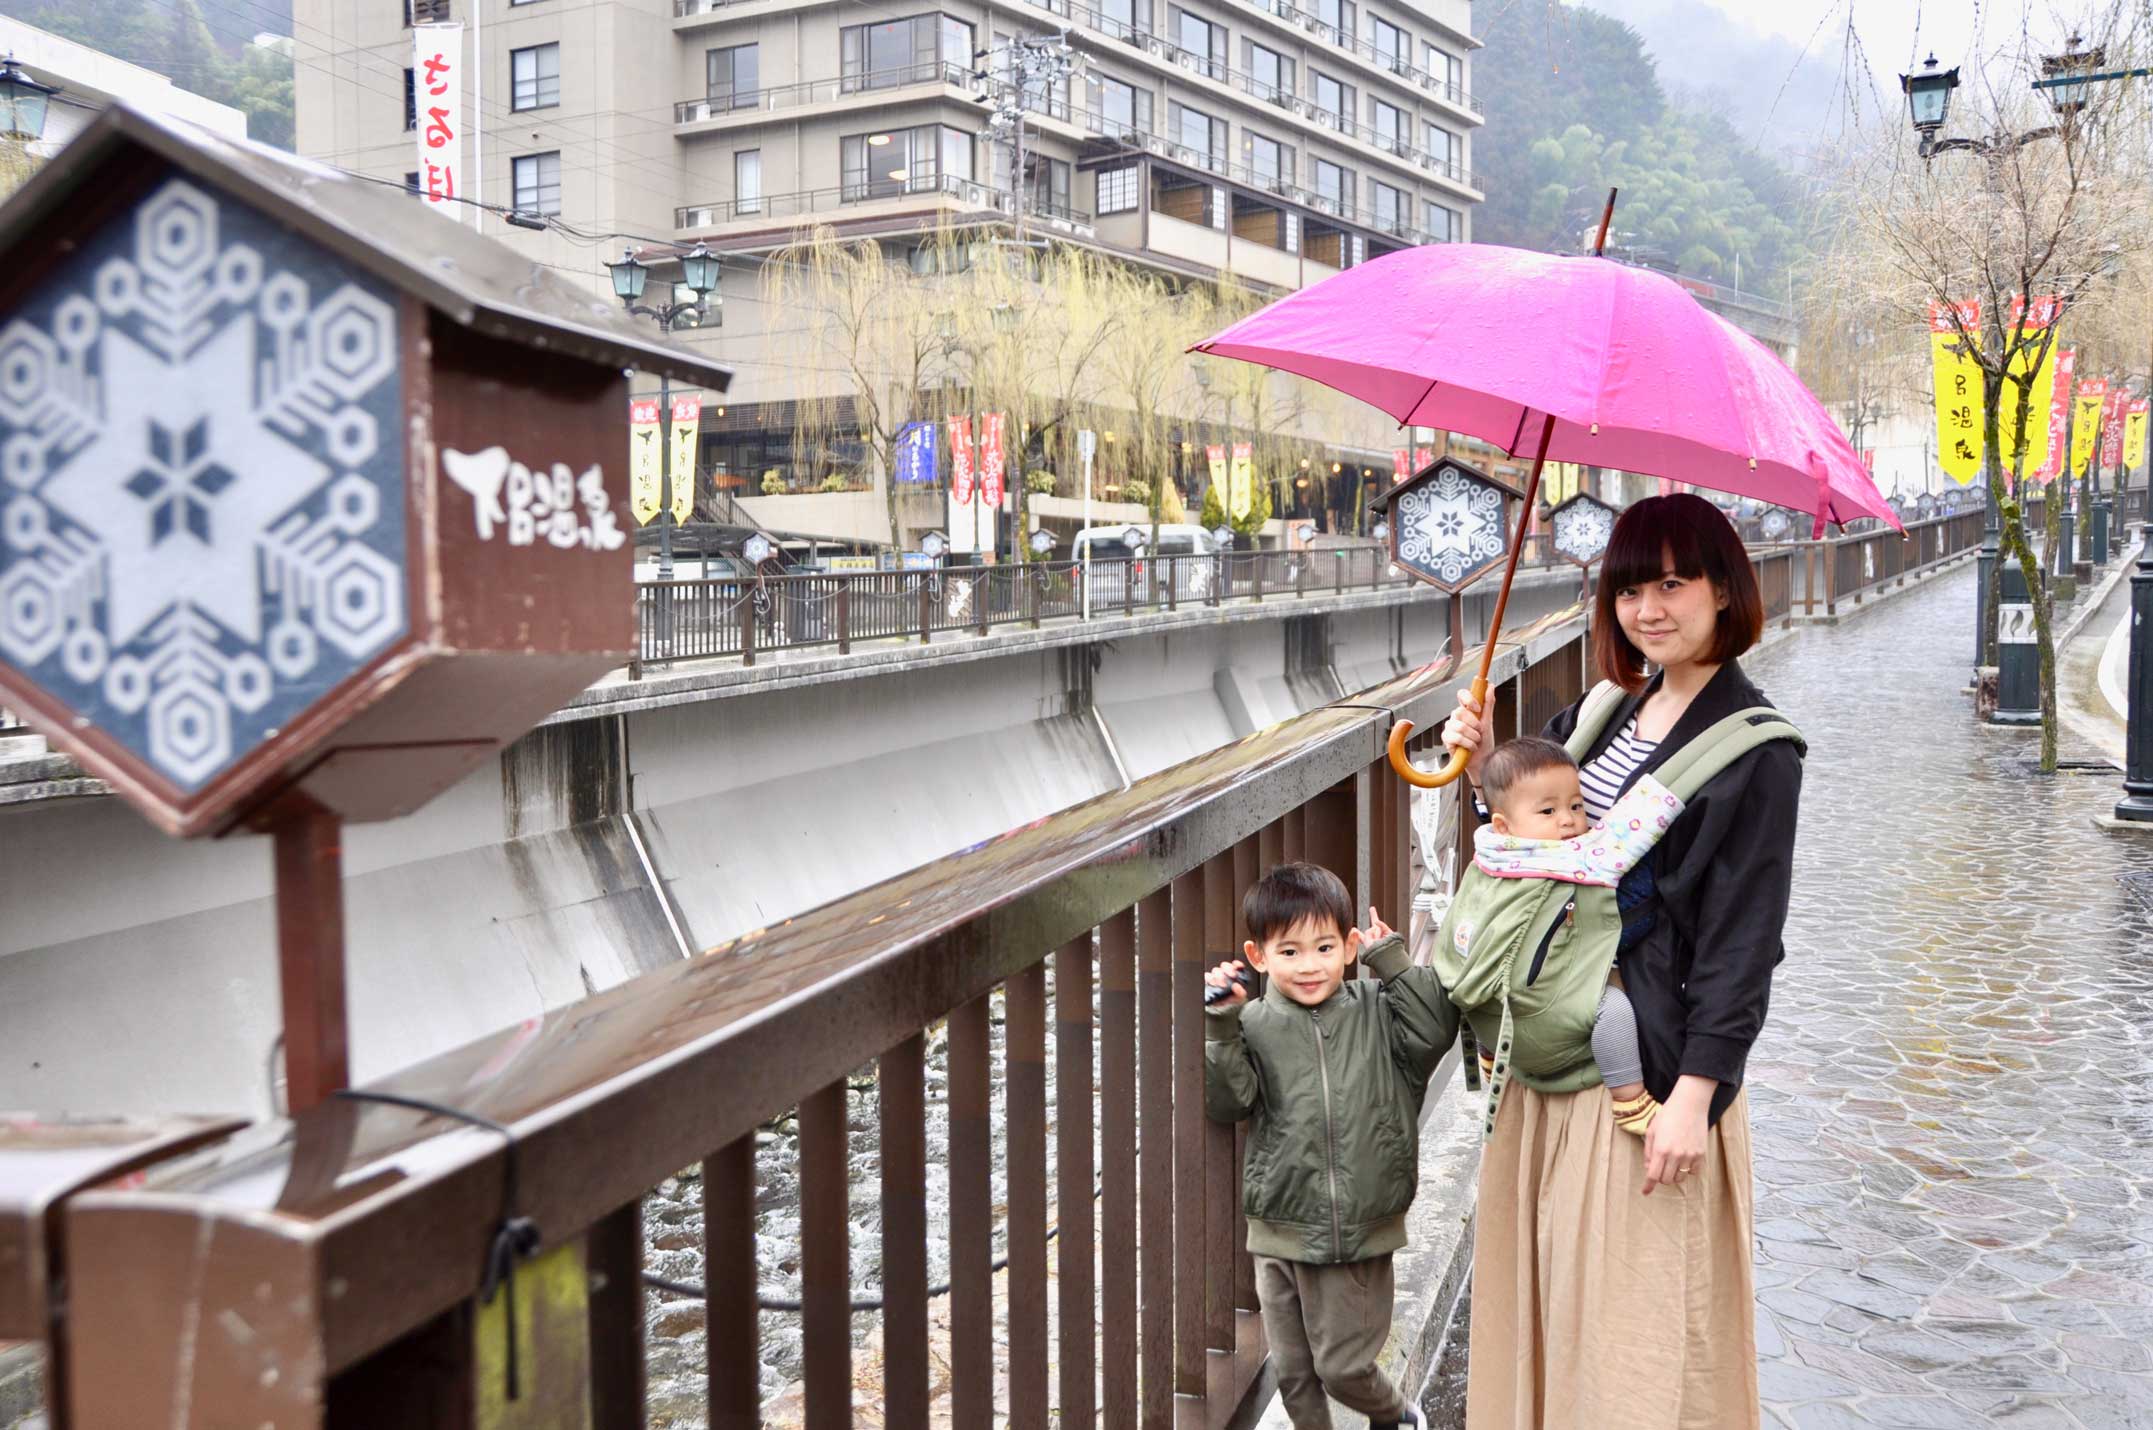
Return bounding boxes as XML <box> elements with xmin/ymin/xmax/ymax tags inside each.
<box><xmin>1205</xmin><ymin>959</ymin><xmax>1251</xmax><ymax>1007</ymax></box>
<box><xmin>1363</xmin><ymin>906</ymin><xmax>1395</xmax><ymax>943</ymax></box>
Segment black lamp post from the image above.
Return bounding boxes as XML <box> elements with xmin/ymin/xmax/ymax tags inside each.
<box><xmin>0</xmin><ymin>56</ymin><xmax>59</xmax><ymax>144</ymax></box>
<box><xmin>606</xmin><ymin>243</ymin><xmax>720</xmax><ymax>580</ymax></box>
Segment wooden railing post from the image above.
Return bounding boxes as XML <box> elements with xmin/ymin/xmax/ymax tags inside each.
<box><xmin>740</xmin><ymin>588</ymin><xmax>757</xmax><ymax>667</ymax></box>
<box><xmin>837</xmin><ymin>578</ymin><xmax>851</xmax><ymax>655</ymax></box>
<box><xmin>919</xmin><ymin>574</ymin><xmax>933</xmax><ymax>645</ymax></box>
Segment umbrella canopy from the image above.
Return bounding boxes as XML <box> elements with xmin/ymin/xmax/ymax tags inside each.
<box><xmin>1193</xmin><ymin>243</ymin><xmax>1899</xmax><ymax>535</ymax></box>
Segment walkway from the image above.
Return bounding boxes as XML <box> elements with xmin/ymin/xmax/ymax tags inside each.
<box><xmin>1742</xmin><ymin>566</ymin><xmax>2153</xmax><ymax>1429</ymax></box>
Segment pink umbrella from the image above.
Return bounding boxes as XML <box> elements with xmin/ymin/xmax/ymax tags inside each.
<box><xmin>1193</xmin><ymin>200</ymin><xmax>1896</xmax><ymax>787</ymax></box>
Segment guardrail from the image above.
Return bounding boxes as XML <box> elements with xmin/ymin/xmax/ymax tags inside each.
<box><xmin>1</xmin><ymin>605</ymin><xmax>1593</xmax><ymax>1426</ymax></box>
<box><xmin>677</xmin><ymin>171</ymin><xmax>1095</xmax><ymax>231</ymax></box>
<box><xmin>673</xmin><ymin>61</ymin><xmax>971</xmax><ymax>123</ymax></box>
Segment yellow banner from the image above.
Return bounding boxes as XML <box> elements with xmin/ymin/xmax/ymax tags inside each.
<box><xmin>2128</xmin><ymin>402</ymin><xmax>2148</xmax><ymax>470</ymax></box>
<box><xmin>2073</xmin><ymin>382</ymin><xmax>2106</xmax><ymax>478</ymax></box>
<box><xmin>668</xmin><ymin>395</ymin><xmax>700</xmax><ymax>525</ymax></box>
<box><xmin>1998</xmin><ymin>297</ymin><xmax>2059</xmax><ymax>479</ymax></box>
<box><xmin>629</xmin><ymin>398</ymin><xmax>662</xmax><ymax>525</ymax></box>
<box><xmin>1928</xmin><ymin>302</ymin><xmax>1983</xmax><ymax>484</ymax></box>
<box><xmin>1229</xmin><ymin>442</ymin><xmax>1254</xmax><ymax>522</ymax></box>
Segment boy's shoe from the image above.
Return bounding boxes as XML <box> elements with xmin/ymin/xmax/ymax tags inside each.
<box><xmin>1609</xmin><ymin>1089</ymin><xmax>1659</xmax><ymax>1136</ymax></box>
<box><xmin>1373</xmin><ymin>1406</ymin><xmax>1423</xmax><ymax>1430</ymax></box>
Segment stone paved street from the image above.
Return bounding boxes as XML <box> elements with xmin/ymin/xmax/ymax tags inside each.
<box><xmin>1741</xmin><ymin>568</ymin><xmax>2153</xmax><ymax>1429</ymax></box>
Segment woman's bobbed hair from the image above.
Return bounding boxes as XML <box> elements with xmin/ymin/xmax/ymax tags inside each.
<box><xmin>1591</xmin><ymin>493</ymin><xmax>1764</xmax><ymax>692</ymax></box>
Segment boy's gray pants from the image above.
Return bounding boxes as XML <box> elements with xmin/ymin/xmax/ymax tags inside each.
<box><xmin>1253</xmin><ymin>1252</ymin><xmax>1409</xmax><ymax>1427</ymax></box>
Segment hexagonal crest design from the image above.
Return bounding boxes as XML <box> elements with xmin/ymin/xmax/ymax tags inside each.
<box><xmin>1384</xmin><ymin>458</ymin><xmax>1523</xmax><ymax>595</ymax></box>
<box><xmin>1548</xmin><ymin>491</ymin><xmax>1620</xmax><ymax>568</ymax></box>
<box><xmin>0</xmin><ymin>177</ymin><xmax>408</xmax><ymax>799</ymax></box>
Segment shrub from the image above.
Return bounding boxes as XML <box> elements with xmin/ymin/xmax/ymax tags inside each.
<box><xmin>761</xmin><ymin>471</ymin><xmax>786</xmax><ymax>496</ymax></box>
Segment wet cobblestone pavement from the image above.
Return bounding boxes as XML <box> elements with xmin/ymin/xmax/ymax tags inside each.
<box><xmin>1738</xmin><ymin>571</ymin><xmax>2153</xmax><ymax>1429</ymax></box>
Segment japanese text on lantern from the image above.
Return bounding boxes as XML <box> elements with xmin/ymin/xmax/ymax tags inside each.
<box><xmin>414</xmin><ymin>25</ymin><xmax>466</xmax><ymax>224</ymax></box>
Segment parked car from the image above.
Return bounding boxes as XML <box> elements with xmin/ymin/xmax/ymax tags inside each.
<box><xmin>1071</xmin><ymin>524</ymin><xmax>1223</xmax><ymax>606</ymax></box>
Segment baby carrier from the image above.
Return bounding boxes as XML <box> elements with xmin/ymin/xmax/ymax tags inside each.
<box><xmin>1430</xmin><ymin>681</ymin><xmax>1805</xmax><ymax>1137</ymax></box>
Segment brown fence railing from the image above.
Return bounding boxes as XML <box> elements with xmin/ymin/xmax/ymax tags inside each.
<box><xmin>1</xmin><ymin>608</ymin><xmax>1593</xmax><ymax>1427</ymax></box>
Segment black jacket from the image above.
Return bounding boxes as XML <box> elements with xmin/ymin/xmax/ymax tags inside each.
<box><xmin>1536</xmin><ymin>658</ymin><xmax>1803</xmax><ymax>1127</ymax></box>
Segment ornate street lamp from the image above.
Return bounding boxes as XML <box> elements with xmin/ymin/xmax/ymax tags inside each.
<box><xmin>2038</xmin><ymin>36</ymin><xmax>2104</xmax><ymax>118</ymax></box>
<box><xmin>604</xmin><ymin>245</ymin><xmax>723</xmax><ymax>580</ymax></box>
<box><xmin>1898</xmin><ymin>55</ymin><xmax>1959</xmax><ymax>153</ymax></box>
<box><xmin>1028</xmin><ymin>527</ymin><xmax>1057</xmax><ymax>556</ymax></box>
<box><xmin>920</xmin><ymin>530</ymin><xmax>949</xmax><ymax>561</ymax></box>
<box><xmin>0</xmin><ymin>57</ymin><xmax>59</xmax><ymax>143</ymax></box>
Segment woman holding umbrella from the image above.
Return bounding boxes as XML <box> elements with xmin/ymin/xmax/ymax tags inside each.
<box><xmin>1438</xmin><ymin>490</ymin><xmax>1798</xmax><ymax>1428</ymax></box>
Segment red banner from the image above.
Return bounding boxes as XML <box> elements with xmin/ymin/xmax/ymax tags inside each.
<box><xmin>2104</xmin><ymin>385</ymin><xmax>2129</xmax><ymax>469</ymax></box>
<box><xmin>1412</xmin><ymin>446</ymin><xmax>1434</xmax><ymax>472</ymax></box>
<box><xmin>2037</xmin><ymin>347</ymin><xmax>2074</xmax><ymax>483</ymax></box>
<box><xmin>979</xmin><ymin>412</ymin><xmax>1006</xmax><ymax>505</ymax></box>
<box><xmin>949</xmin><ymin>415</ymin><xmax>975</xmax><ymax>504</ymax></box>
<box><xmin>1393</xmin><ymin>449</ymin><xmax>1409</xmax><ymax>478</ymax></box>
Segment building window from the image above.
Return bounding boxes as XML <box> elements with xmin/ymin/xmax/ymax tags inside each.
<box><xmin>1025</xmin><ymin>156</ymin><xmax>1071</xmax><ymax>215</ymax></box>
<box><xmin>707</xmin><ymin>44</ymin><xmax>760</xmax><ymax>109</ymax></box>
<box><xmin>1369</xmin><ymin>178</ymin><xmax>1403</xmax><ymax>231</ymax></box>
<box><xmin>1099</xmin><ymin>0</ymin><xmax>1151</xmax><ymax>37</ymax></box>
<box><xmin>513</xmin><ymin>152</ymin><xmax>561</xmax><ymax>215</ymax></box>
<box><xmin>1423</xmin><ymin>122</ymin><xmax>1453</xmax><ymax>169</ymax></box>
<box><xmin>511</xmin><ymin>44</ymin><xmax>559</xmax><ymax>111</ymax></box>
<box><xmin>1245</xmin><ymin>132</ymin><xmax>1292</xmax><ymax>187</ymax></box>
<box><xmin>1424</xmin><ymin>201</ymin><xmax>1460</xmax><ymax>241</ymax></box>
<box><xmin>1426</xmin><ymin>44</ymin><xmax>1463</xmax><ymax>97</ymax></box>
<box><xmin>1314</xmin><ymin>0</ymin><xmax>1353</xmax><ymax>39</ymax></box>
<box><xmin>404</xmin><ymin>67</ymin><xmax>416</xmax><ymax>130</ymax></box>
<box><xmin>1096</xmin><ymin>74</ymin><xmax>1154</xmax><ymax>136</ymax></box>
<box><xmin>1246</xmin><ymin>42</ymin><xmax>1293</xmax><ymax>103</ymax></box>
<box><xmin>1312</xmin><ymin>157</ymin><xmax>1351</xmax><ymax>212</ymax></box>
<box><xmin>1097</xmin><ymin>163</ymin><xmax>1140</xmax><ymax>214</ymax></box>
<box><xmin>1311</xmin><ymin>72</ymin><xmax>1352</xmax><ymax>132</ymax></box>
<box><xmin>1370</xmin><ymin>97</ymin><xmax>1404</xmax><ymax>150</ymax></box>
<box><xmin>1171</xmin><ymin>10</ymin><xmax>1226</xmax><ymax>79</ymax></box>
<box><xmin>1168</xmin><ymin>101</ymin><xmax>1225</xmax><ymax>170</ymax></box>
<box><xmin>1368</xmin><ymin>14</ymin><xmax>1407</xmax><ymax>68</ymax></box>
<box><xmin>841</xmin><ymin>124</ymin><xmax>972</xmax><ymax>200</ymax></box>
<box><xmin>841</xmin><ymin>13</ymin><xmax>972</xmax><ymax>91</ymax></box>
<box><xmin>735</xmin><ymin>149</ymin><xmax>762</xmax><ymax>214</ymax></box>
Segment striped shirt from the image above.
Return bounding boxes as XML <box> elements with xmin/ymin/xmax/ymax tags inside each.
<box><xmin>1579</xmin><ymin>717</ymin><xmax>1660</xmax><ymax>823</ymax></box>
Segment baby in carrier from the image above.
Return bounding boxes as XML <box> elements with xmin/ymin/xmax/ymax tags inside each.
<box><xmin>1456</xmin><ymin>735</ymin><xmax>1667</xmax><ymax>1136</ymax></box>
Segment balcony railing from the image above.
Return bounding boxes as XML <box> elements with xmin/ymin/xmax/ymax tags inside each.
<box><xmin>674</xmin><ymin>61</ymin><xmax>970</xmax><ymax>123</ymax></box>
<box><xmin>677</xmin><ymin>171</ymin><xmax>1094</xmax><ymax>231</ymax></box>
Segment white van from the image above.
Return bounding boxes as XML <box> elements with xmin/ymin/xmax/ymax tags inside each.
<box><xmin>1070</xmin><ymin>523</ymin><xmax>1224</xmax><ymax>605</ymax></box>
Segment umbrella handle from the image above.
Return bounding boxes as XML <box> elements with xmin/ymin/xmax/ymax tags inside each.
<box><xmin>1385</xmin><ymin>677</ymin><xmax>1488</xmax><ymax>789</ymax></box>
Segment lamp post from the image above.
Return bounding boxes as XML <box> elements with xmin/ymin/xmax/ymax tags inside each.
<box><xmin>606</xmin><ymin>244</ymin><xmax>721</xmax><ymax>581</ymax></box>
<box><xmin>1899</xmin><ymin>43</ymin><xmax>2087</xmax><ymax>675</ymax></box>
<box><xmin>0</xmin><ymin>56</ymin><xmax>59</xmax><ymax>143</ymax></box>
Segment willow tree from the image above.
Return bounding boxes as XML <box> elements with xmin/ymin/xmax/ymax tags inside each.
<box><xmin>1825</xmin><ymin>5</ymin><xmax>2151</xmax><ymax>769</ymax></box>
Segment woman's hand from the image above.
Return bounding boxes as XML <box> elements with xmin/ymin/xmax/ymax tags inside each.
<box><xmin>1641</xmin><ymin>1075</ymin><xmax>1717</xmax><ymax>1196</ymax></box>
<box><xmin>1440</xmin><ymin>685</ymin><xmax>1497</xmax><ymax>784</ymax></box>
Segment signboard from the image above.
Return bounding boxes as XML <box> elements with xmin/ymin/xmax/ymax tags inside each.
<box><xmin>667</xmin><ymin>395</ymin><xmax>699</xmax><ymax>525</ymax></box>
<box><xmin>895</xmin><ymin>421</ymin><xmax>937</xmax><ymax>485</ymax></box>
<box><xmin>1207</xmin><ymin>444</ymin><xmax>1227</xmax><ymax>504</ymax></box>
<box><xmin>1999</xmin><ymin>296</ymin><xmax>2058</xmax><ymax>479</ymax></box>
<box><xmin>2073</xmin><ymin>378</ymin><xmax>2106</xmax><ymax>478</ymax></box>
<box><xmin>2035</xmin><ymin>347</ymin><xmax>2075</xmax><ymax>484</ymax></box>
<box><xmin>413</xmin><ymin>25</ymin><xmax>465</xmax><ymax>224</ymax></box>
<box><xmin>1380</xmin><ymin>457</ymin><xmax>1521</xmax><ymax>595</ymax></box>
<box><xmin>949</xmin><ymin>415</ymin><xmax>975</xmax><ymax>505</ymax></box>
<box><xmin>2102</xmin><ymin>385</ymin><xmax>2128</xmax><ymax>470</ymax></box>
<box><xmin>1077</xmin><ymin>428</ymin><xmax>1096</xmax><ymax>463</ymax></box>
<box><xmin>1929</xmin><ymin>301</ymin><xmax>1983</xmax><ymax>484</ymax></box>
<box><xmin>2128</xmin><ymin>399</ymin><xmax>2148</xmax><ymax>471</ymax></box>
<box><xmin>1229</xmin><ymin>442</ymin><xmax>1254</xmax><ymax>522</ymax></box>
<box><xmin>629</xmin><ymin>399</ymin><xmax>663</xmax><ymax>525</ymax></box>
<box><xmin>979</xmin><ymin>411</ymin><xmax>1007</xmax><ymax>507</ymax></box>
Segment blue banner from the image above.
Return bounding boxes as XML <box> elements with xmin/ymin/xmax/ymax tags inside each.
<box><xmin>895</xmin><ymin>422</ymin><xmax>938</xmax><ymax>485</ymax></box>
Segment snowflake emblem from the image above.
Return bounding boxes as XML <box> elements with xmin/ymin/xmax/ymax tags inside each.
<box><xmin>1551</xmin><ymin>497</ymin><xmax>1617</xmax><ymax>566</ymax></box>
<box><xmin>1396</xmin><ymin>465</ymin><xmax>1507</xmax><ymax>588</ymax></box>
<box><xmin>0</xmin><ymin>179</ymin><xmax>406</xmax><ymax>793</ymax></box>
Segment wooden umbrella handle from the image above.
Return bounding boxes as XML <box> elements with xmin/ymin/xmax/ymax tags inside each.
<box><xmin>1385</xmin><ymin>676</ymin><xmax>1488</xmax><ymax>789</ymax></box>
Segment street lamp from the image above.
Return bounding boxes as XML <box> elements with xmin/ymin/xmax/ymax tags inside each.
<box><xmin>921</xmin><ymin>530</ymin><xmax>949</xmax><ymax>561</ymax></box>
<box><xmin>0</xmin><ymin>57</ymin><xmax>58</xmax><ymax>143</ymax></box>
<box><xmin>605</xmin><ymin>244</ymin><xmax>722</xmax><ymax>581</ymax></box>
<box><xmin>1898</xmin><ymin>55</ymin><xmax>1960</xmax><ymax>153</ymax></box>
<box><xmin>1028</xmin><ymin>527</ymin><xmax>1057</xmax><ymax>556</ymax></box>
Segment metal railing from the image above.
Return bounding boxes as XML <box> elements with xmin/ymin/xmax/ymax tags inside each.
<box><xmin>677</xmin><ymin>171</ymin><xmax>1093</xmax><ymax>231</ymax></box>
<box><xmin>674</xmin><ymin>61</ymin><xmax>971</xmax><ymax>123</ymax></box>
<box><xmin>4</xmin><ymin>607</ymin><xmax>1592</xmax><ymax>1426</ymax></box>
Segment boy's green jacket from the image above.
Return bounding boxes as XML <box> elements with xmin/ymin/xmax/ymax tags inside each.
<box><xmin>1203</xmin><ymin>934</ymin><xmax>1458</xmax><ymax>1264</ymax></box>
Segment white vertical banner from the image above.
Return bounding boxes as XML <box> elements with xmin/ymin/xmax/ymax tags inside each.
<box><xmin>414</xmin><ymin>24</ymin><xmax>467</xmax><ymax>225</ymax></box>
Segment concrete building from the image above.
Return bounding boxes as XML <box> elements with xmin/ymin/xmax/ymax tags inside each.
<box><xmin>291</xmin><ymin>0</ymin><xmax>1482</xmax><ymax>528</ymax></box>
<box><xmin>0</xmin><ymin>16</ymin><xmax>250</xmax><ymax>152</ymax></box>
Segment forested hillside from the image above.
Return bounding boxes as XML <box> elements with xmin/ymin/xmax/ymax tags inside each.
<box><xmin>3</xmin><ymin>0</ymin><xmax>295</xmax><ymax>147</ymax></box>
<box><xmin>1473</xmin><ymin>2</ymin><xmax>1813</xmax><ymax>294</ymax></box>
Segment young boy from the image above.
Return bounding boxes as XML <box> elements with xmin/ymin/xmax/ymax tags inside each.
<box><xmin>1203</xmin><ymin>862</ymin><xmax>1455</xmax><ymax>1430</ymax></box>
<box><xmin>1469</xmin><ymin>735</ymin><xmax>1657</xmax><ymax>1132</ymax></box>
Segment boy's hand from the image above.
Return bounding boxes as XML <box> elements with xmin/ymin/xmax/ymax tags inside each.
<box><xmin>1205</xmin><ymin>959</ymin><xmax>1251</xmax><ymax>1007</ymax></box>
<box><xmin>1363</xmin><ymin>907</ymin><xmax>1394</xmax><ymax>943</ymax></box>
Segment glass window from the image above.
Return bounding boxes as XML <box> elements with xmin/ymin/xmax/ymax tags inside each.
<box><xmin>1368</xmin><ymin>14</ymin><xmax>1406</xmax><ymax>66</ymax></box>
<box><xmin>1370</xmin><ymin>97</ymin><xmax>1404</xmax><ymax>148</ymax></box>
<box><xmin>1173</xmin><ymin>10</ymin><xmax>1225</xmax><ymax>78</ymax></box>
<box><xmin>1314</xmin><ymin>0</ymin><xmax>1353</xmax><ymax>38</ymax></box>
<box><xmin>513</xmin><ymin>151</ymin><xmax>561</xmax><ymax>215</ymax></box>
<box><xmin>1425</xmin><ymin>45</ymin><xmax>1463</xmax><ymax>97</ymax></box>
<box><xmin>1026</xmin><ymin>156</ymin><xmax>1071</xmax><ymax>215</ymax></box>
<box><xmin>941</xmin><ymin>126</ymin><xmax>973</xmax><ymax>183</ymax></box>
<box><xmin>1098</xmin><ymin>0</ymin><xmax>1150</xmax><ymax>37</ymax></box>
<box><xmin>1423</xmin><ymin>122</ymin><xmax>1453</xmax><ymax>168</ymax></box>
<box><xmin>403</xmin><ymin>68</ymin><xmax>416</xmax><ymax>130</ymax></box>
<box><xmin>1169</xmin><ymin>101</ymin><xmax>1224</xmax><ymax>169</ymax></box>
<box><xmin>1097</xmin><ymin>164</ymin><xmax>1140</xmax><ymax>213</ymax></box>
<box><xmin>842</xmin><ymin>14</ymin><xmax>971</xmax><ymax>90</ymax></box>
<box><xmin>1369</xmin><ymin>178</ymin><xmax>1403</xmax><ymax>229</ymax></box>
<box><xmin>1424</xmin><ymin>201</ymin><xmax>1459</xmax><ymax>241</ymax></box>
<box><xmin>1312</xmin><ymin>72</ymin><xmax>1352</xmax><ymax>132</ymax></box>
<box><xmin>1097</xmin><ymin>75</ymin><xmax>1154</xmax><ymax>135</ymax></box>
<box><xmin>707</xmin><ymin>44</ymin><xmax>759</xmax><ymax>109</ymax></box>
<box><xmin>842</xmin><ymin>125</ymin><xmax>971</xmax><ymax>199</ymax></box>
<box><xmin>735</xmin><ymin>149</ymin><xmax>762</xmax><ymax>214</ymax></box>
<box><xmin>1246</xmin><ymin>132</ymin><xmax>1292</xmax><ymax>187</ymax></box>
<box><xmin>1246</xmin><ymin>42</ymin><xmax>1292</xmax><ymax>102</ymax></box>
<box><xmin>511</xmin><ymin>43</ymin><xmax>559</xmax><ymax>111</ymax></box>
<box><xmin>1312</xmin><ymin>157</ymin><xmax>1351</xmax><ymax>211</ymax></box>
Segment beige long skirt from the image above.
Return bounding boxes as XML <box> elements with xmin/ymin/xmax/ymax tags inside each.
<box><xmin>1465</xmin><ymin>1082</ymin><xmax>1759</xmax><ymax>1430</ymax></box>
